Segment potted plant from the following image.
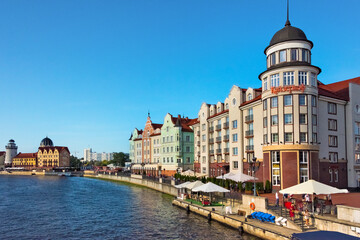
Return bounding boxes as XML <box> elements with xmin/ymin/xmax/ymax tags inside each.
<box><xmin>256</xmin><ymin>182</ymin><xmax>264</xmax><ymax>194</ymax></box>
<box><xmin>245</xmin><ymin>182</ymin><xmax>253</xmax><ymax>194</ymax></box>
<box><xmin>265</xmin><ymin>180</ymin><xmax>272</xmax><ymax>193</ymax></box>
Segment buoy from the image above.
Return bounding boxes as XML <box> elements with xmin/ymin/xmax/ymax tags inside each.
<box><xmin>238</xmin><ymin>226</ymin><xmax>244</xmax><ymax>235</ymax></box>
<box><xmin>250</xmin><ymin>202</ymin><xmax>256</xmax><ymax>210</ymax></box>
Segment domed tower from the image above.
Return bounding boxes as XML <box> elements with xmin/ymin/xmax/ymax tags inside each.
<box><xmin>259</xmin><ymin>18</ymin><xmax>321</xmax><ymax>190</ymax></box>
<box><xmin>40</xmin><ymin>137</ymin><xmax>54</xmax><ymax>147</ymax></box>
<box><xmin>5</xmin><ymin>139</ymin><xmax>18</xmax><ymax>166</ymax></box>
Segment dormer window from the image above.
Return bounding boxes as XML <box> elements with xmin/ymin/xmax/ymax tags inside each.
<box><xmin>291</xmin><ymin>49</ymin><xmax>298</xmax><ymax>61</ymax></box>
<box><xmin>247</xmin><ymin>93</ymin><xmax>253</xmax><ymax>101</ymax></box>
<box><xmin>217</xmin><ymin>107</ymin><xmax>220</xmax><ymax>112</ymax></box>
<box><xmin>279</xmin><ymin>50</ymin><xmax>286</xmax><ymax>63</ymax></box>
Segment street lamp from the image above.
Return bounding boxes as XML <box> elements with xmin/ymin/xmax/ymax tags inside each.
<box><xmin>249</xmin><ymin>157</ymin><xmax>259</xmax><ymax>196</ymax></box>
<box><xmin>141</xmin><ymin>162</ymin><xmax>145</xmax><ymax>175</ymax></box>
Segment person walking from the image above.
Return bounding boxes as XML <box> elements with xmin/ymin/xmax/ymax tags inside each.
<box><xmin>304</xmin><ymin>209</ymin><xmax>310</xmax><ymax>228</ymax></box>
<box><xmin>275</xmin><ymin>191</ymin><xmax>279</xmax><ymax>207</ymax></box>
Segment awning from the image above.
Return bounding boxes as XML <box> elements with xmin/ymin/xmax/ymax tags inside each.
<box><xmin>192</xmin><ymin>182</ymin><xmax>230</xmax><ymax>193</ymax></box>
<box><xmin>279</xmin><ymin>179</ymin><xmax>349</xmax><ymax>195</ymax></box>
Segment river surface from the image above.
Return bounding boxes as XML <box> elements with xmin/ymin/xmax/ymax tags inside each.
<box><xmin>0</xmin><ymin>176</ymin><xmax>260</xmax><ymax>240</ymax></box>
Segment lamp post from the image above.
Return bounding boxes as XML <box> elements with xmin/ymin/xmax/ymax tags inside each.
<box><xmin>249</xmin><ymin>157</ymin><xmax>259</xmax><ymax>196</ymax></box>
<box><xmin>141</xmin><ymin>162</ymin><xmax>145</xmax><ymax>175</ymax></box>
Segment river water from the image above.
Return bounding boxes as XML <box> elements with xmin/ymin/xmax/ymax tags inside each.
<box><xmin>0</xmin><ymin>176</ymin><xmax>259</xmax><ymax>240</ymax></box>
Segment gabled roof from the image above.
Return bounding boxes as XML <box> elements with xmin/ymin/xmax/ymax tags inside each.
<box><xmin>240</xmin><ymin>94</ymin><xmax>262</xmax><ymax>107</ymax></box>
<box><xmin>14</xmin><ymin>152</ymin><xmax>37</xmax><ymax>158</ymax></box>
<box><xmin>169</xmin><ymin>114</ymin><xmax>197</xmax><ymax>132</ymax></box>
<box><xmin>38</xmin><ymin>146</ymin><xmax>70</xmax><ymax>154</ymax></box>
<box><xmin>207</xmin><ymin>109</ymin><xmax>229</xmax><ymax>120</ymax></box>
<box><xmin>0</xmin><ymin>151</ymin><xmax>5</xmax><ymax>156</ymax></box>
<box><xmin>151</xmin><ymin>123</ymin><xmax>163</xmax><ymax>129</ymax></box>
<box><xmin>318</xmin><ymin>76</ymin><xmax>360</xmax><ymax>101</ymax></box>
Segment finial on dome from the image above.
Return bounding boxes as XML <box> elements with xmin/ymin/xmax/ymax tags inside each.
<box><xmin>285</xmin><ymin>0</ymin><xmax>291</xmax><ymax>26</ymax></box>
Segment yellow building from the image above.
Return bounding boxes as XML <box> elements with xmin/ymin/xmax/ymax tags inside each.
<box><xmin>12</xmin><ymin>153</ymin><xmax>37</xmax><ymax>168</ymax></box>
<box><xmin>37</xmin><ymin>137</ymin><xmax>70</xmax><ymax>168</ymax></box>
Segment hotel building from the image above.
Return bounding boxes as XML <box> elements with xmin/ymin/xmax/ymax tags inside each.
<box><xmin>191</xmin><ymin>19</ymin><xmax>360</xmax><ymax>189</ymax></box>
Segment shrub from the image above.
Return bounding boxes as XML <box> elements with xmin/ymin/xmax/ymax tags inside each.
<box><xmin>245</xmin><ymin>182</ymin><xmax>253</xmax><ymax>191</ymax></box>
<box><xmin>265</xmin><ymin>180</ymin><xmax>272</xmax><ymax>193</ymax></box>
<box><xmin>256</xmin><ymin>182</ymin><xmax>264</xmax><ymax>191</ymax></box>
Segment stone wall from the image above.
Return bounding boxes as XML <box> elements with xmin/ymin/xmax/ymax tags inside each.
<box><xmin>314</xmin><ymin>214</ymin><xmax>360</xmax><ymax>238</ymax></box>
<box><xmin>337</xmin><ymin>205</ymin><xmax>360</xmax><ymax>224</ymax></box>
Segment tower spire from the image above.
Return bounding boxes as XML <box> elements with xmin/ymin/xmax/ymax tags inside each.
<box><xmin>285</xmin><ymin>0</ymin><xmax>291</xmax><ymax>26</ymax></box>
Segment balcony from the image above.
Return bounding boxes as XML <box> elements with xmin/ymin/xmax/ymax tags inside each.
<box><xmin>215</xmin><ymin>124</ymin><xmax>222</xmax><ymax>131</ymax></box>
<box><xmin>223</xmin><ymin>148</ymin><xmax>229</xmax><ymax>154</ymax></box>
<box><xmin>209</xmin><ymin>138</ymin><xmax>214</xmax><ymax>144</ymax></box>
<box><xmin>197</xmin><ymin>151</ymin><xmax>200</xmax><ymax>156</ymax></box>
<box><xmin>209</xmin><ymin>150</ymin><xmax>214</xmax><ymax>155</ymax></box>
<box><xmin>245</xmin><ymin>115</ymin><xmax>254</xmax><ymax>123</ymax></box>
<box><xmin>209</xmin><ymin>127</ymin><xmax>214</xmax><ymax>133</ymax></box>
<box><xmin>216</xmin><ymin>149</ymin><xmax>222</xmax><ymax>154</ymax></box>
<box><xmin>197</xmin><ymin>131</ymin><xmax>200</xmax><ymax>136</ymax></box>
<box><xmin>216</xmin><ymin>136</ymin><xmax>222</xmax><ymax>143</ymax></box>
<box><xmin>223</xmin><ymin>135</ymin><xmax>229</xmax><ymax>142</ymax></box>
<box><xmin>223</xmin><ymin>122</ymin><xmax>229</xmax><ymax>129</ymax></box>
<box><xmin>197</xmin><ymin>141</ymin><xmax>200</xmax><ymax>146</ymax></box>
<box><xmin>245</xmin><ymin>130</ymin><xmax>254</xmax><ymax>137</ymax></box>
<box><xmin>246</xmin><ymin>145</ymin><xmax>254</xmax><ymax>151</ymax></box>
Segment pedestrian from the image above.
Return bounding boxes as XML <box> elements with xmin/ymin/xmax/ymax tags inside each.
<box><xmin>304</xmin><ymin>209</ymin><xmax>310</xmax><ymax>227</ymax></box>
<box><xmin>313</xmin><ymin>194</ymin><xmax>318</xmax><ymax>213</ymax></box>
<box><xmin>290</xmin><ymin>203</ymin><xmax>295</xmax><ymax>221</ymax></box>
<box><xmin>275</xmin><ymin>191</ymin><xmax>279</xmax><ymax>207</ymax></box>
<box><xmin>305</xmin><ymin>193</ymin><xmax>310</xmax><ymax>202</ymax></box>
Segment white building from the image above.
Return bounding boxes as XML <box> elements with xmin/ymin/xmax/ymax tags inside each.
<box><xmin>83</xmin><ymin>148</ymin><xmax>114</xmax><ymax>162</ymax></box>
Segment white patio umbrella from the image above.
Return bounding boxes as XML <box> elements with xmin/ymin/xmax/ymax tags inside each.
<box><xmin>216</xmin><ymin>173</ymin><xmax>232</xmax><ymax>180</ymax></box>
<box><xmin>174</xmin><ymin>181</ymin><xmax>191</xmax><ymax>189</ymax></box>
<box><xmin>192</xmin><ymin>182</ymin><xmax>230</xmax><ymax>193</ymax></box>
<box><xmin>185</xmin><ymin>180</ymin><xmax>204</xmax><ymax>190</ymax></box>
<box><xmin>279</xmin><ymin>179</ymin><xmax>349</xmax><ymax>195</ymax></box>
<box><xmin>217</xmin><ymin>172</ymin><xmax>257</xmax><ymax>182</ymax></box>
<box><xmin>181</xmin><ymin>170</ymin><xmax>195</xmax><ymax>176</ymax></box>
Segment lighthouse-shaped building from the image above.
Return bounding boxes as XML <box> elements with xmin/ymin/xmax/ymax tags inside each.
<box><xmin>5</xmin><ymin>139</ymin><xmax>18</xmax><ymax>167</ymax></box>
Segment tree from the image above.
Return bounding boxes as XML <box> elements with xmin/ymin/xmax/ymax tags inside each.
<box><xmin>111</xmin><ymin>152</ymin><xmax>129</xmax><ymax>167</ymax></box>
<box><xmin>70</xmin><ymin>155</ymin><xmax>81</xmax><ymax>169</ymax></box>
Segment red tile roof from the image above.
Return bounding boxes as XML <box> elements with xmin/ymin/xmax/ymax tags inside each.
<box><xmin>318</xmin><ymin>76</ymin><xmax>360</xmax><ymax>101</ymax></box>
<box><xmin>240</xmin><ymin>94</ymin><xmax>262</xmax><ymax>107</ymax></box>
<box><xmin>170</xmin><ymin>114</ymin><xmax>197</xmax><ymax>132</ymax></box>
<box><xmin>188</xmin><ymin>118</ymin><xmax>200</xmax><ymax>126</ymax></box>
<box><xmin>0</xmin><ymin>151</ymin><xmax>5</xmax><ymax>156</ymax></box>
<box><xmin>150</xmin><ymin>133</ymin><xmax>161</xmax><ymax>136</ymax></box>
<box><xmin>151</xmin><ymin>123</ymin><xmax>163</xmax><ymax>129</ymax></box>
<box><xmin>38</xmin><ymin>146</ymin><xmax>70</xmax><ymax>154</ymax></box>
<box><xmin>134</xmin><ymin>138</ymin><xmax>142</xmax><ymax>141</ymax></box>
<box><xmin>207</xmin><ymin>109</ymin><xmax>229</xmax><ymax>120</ymax></box>
<box><xmin>14</xmin><ymin>152</ymin><xmax>37</xmax><ymax>158</ymax></box>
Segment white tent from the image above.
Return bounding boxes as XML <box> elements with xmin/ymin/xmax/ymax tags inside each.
<box><xmin>216</xmin><ymin>172</ymin><xmax>257</xmax><ymax>182</ymax></box>
<box><xmin>279</xmin><ymin>179</ymin><xmax>349</xmax><ymax>195</ymax></box>
<box><xmin>192</xmin><ymin>182</ymin><xmax>230</xmax><ymax>193</ymax></box>
<box><xmin>174</xmin><ymin>181</ymin><xmax>191</xmax><ymax>189</ymax></box>
<box><xmin>185</xmin><ymin>181</ymin><xmax>204</xmax><ymax>190</ymax></box>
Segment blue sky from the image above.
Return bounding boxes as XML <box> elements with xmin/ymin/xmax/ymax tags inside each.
<box><xmin>1</xmin><ymin>0</ymin><xmax>359</xmax><ymax>157</ymax></box>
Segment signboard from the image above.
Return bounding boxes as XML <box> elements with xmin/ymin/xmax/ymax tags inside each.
<box><xmin>271</xmin><ymin>84</ymin><xmax>305</xmax><ymax>94</ymax></box>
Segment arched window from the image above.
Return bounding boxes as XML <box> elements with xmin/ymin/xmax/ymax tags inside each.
<box><xmin>225</xmin><ymin>103</ymin><xmax>229</xmax><ymax>109</ymax></box>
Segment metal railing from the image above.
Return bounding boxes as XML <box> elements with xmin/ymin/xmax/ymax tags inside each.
<box><xmin>197</xmin><ymin>131</ymin><xmax>200</xmax><ymax>136</ymax></box>
<box><xmin>216</xmin><ymin>149</ymin><xmax>222</xmax><ymax>154</ymax></box>
<box><xmin>209</xmin><ymin>127</ymin><xmax>214</xmax><ymax>132</ymax></box>
<box><xmin>209</xmin><ymin>150</ymin><xmax>214</xmax><ymax>155</ymax></box>
<box><xmin>245</xmin><ymin>115</ymin><xmax>253</xmax><ymax>122</ymax></box>
<box><xmin>245</xmin><ymin>130</ymin><xmax>254</xmax><ymax>137</ymax></box>
<box><xmin>223</xmin><ymin>135</ymin><xmax>229</xmax><ymax>141</ymax></box>
<box><xmin>197</xmin><ymin>141</ymin><xmax>200</xmax><ymax>146</ymax></box>
<box><xmin>215</xmin><ymin>124</ymin><xmax>221</xmax><ymax>131</ymax></box>
<box><xmin>216</xmin><ymin>136</ymin><xmax>222</xmax><ymax>142</ymax></box>
<box><xmin>246</xmin><ymin>145</ymin><xmax>254</xmax><ymax>151</ymax></box>
<box><xmin>223</xmin><ymin>122</ymin><xmax>229</xmax><ymax>129</ymax></box>
<box><xmin>223</xmin><ymin>148</ymin><xmax>229</xmax><ymax>154</ymax></box>
<box><xmin>209</xmin><ymin>138</ymin><xmax>214</xmax><ymax>144</ymax></box>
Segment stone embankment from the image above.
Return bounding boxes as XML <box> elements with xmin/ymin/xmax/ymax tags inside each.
<box><xmin>0</xmin><ymin>171</ymin><xmax>45</xmax><ymax>176</ymax></box>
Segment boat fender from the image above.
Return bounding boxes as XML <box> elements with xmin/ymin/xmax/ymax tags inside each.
<box><xmin>186</xmin><ymin>205</ymin><xmax>190</xmax><ymax>213</ymax></box>
<box><xmin>207</xmin><ymin>213</ymin><xmax>211</xmax><ymax>222</ymax></box>
<box><xmin>238</xmin><ymin>226</ymin><xmax>244</xmax><ymax>235</ymax></box>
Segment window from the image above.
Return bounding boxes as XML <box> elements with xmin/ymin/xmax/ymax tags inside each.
<box><xmin>202</xmin><ymin>167</ymin><xmax>206</xmax><ymax>174</ymax></box>
<box><xmin>284</xmin><ymin>95</ymin><xmax>292</xmax><ymax>106</ymax></box>
<box><xmin>285</xmin><ymin>133</ymin><xmax>293</xmax><ymax>142</ymax></box>
<box><xmin>232</xmin><ymin>120</ymin><xmax>238</xmax><ymax>129</ymax></box>
<box><xmin>311</xmin><ymin>73</ymin><xmax>316</xmax><ymax>86</ymax></box>
<box><xmin>291</xmin><ymin>49</ymin><xmax>298</xmax><ymax>61</ymax></box>
<box><xmin>248</xmin><ymin>93</ymin><xmax>253</xmax><ymax>101</ymax></box>
<box><xmin>272</xmin><ymin>133</ymin><xmax>279</xmax><ymax>143</ymax></box>
<box><xmin>233</xmin><ymin>161</ymin><xmax>238</xmax><ymax>169</ymax></box>
<box><xmin>233</xmin><ymin>147</ymin><xmax>238</xmax><ymax>155</ymax></box>
<box><xmin>202</xmin><ymin>156</ymin><xmax>206</xmax><ymax>163</ymax></box>
<box><xmin>300</xmin><ymin>133</ymin><xmax>307</xmax><ymax>143</ymax></box>
<box><xmin>328</xmin><ymin>103</ymin><xmax>337</xmax><ymax>114</ymax></box>
<box><xmin>283</xmin><ymin>71</ymin><xmax>294</xmax><ymax>85</ymax></box>
<box><xmin>328</xmin><ymin>119</ymin><xmax>337</xmax><ymax>131</ymax></box>
<box><xmin>329</xmin><ymin>152</ymin><xmax>338</xmax><ymax>163</ymax></box>
<box><xmin>329</xmin><ymin>169</ymin><xmax>333</xmax><ymax>182</ymax></box>
<box><xmin>263</xmin><ymin>134</ymin><xmax>268</xmax><ymax>144</ymax></box>
<box><xmin>329</xmin><ymin>135</ymin><xmax>338</xmax><ymax>147</ymax></box>
<box><xmin>271</xmin><ymin>115</ymin><xmax>278</xmax><ymax>125</ymax></box>
<box><xmin>334</xmin><ymin>169</ymin><xmax>339</xmax><ymax>183</ymax></box>
<box><xmin>355</xmin><ymin>122</ymin><xmax>360</xmax><ymax>135</ymax></box>
<box><xmin>299</xmin><ymin>71</ymin><xmax>307</xmax><ymax>85</ymax></box>
<box><xmin>271</xmin><ymin>97</ymin><xmax>278</xmax><ymax>108</ymax></box>
<box><xmin>186</xmin><ymin>136</ymin><xmax>190</xmax><ymax>142</ymax></box>
<box><xmin>312</xmin><ymin>133</ymin><xmax>317</xmax><ymax>143</ymax></box>
<box><xmin>264</xmin><ymin>77</ymin><xmax>268</xmax><ymax>91</ymax></box>
<box><xmin>300</xmin><ymin>114</ymin><xmax>307</xmax><ymax>124</ymax></box>
<box><xmin>302</xmin><ymin>49</ymin><xmax>309</xmax><ymax>62</ymax></box>
<box><xmin>232</xmin><ymin>134</ymin><xmax>238</xmax><ymax>142</ymax></box>
<box><xmin>270</xmin><ymin>74</ymin><xmax>280</xmax><ymax>87</ymax></box>
<box><xmin>263</xmin><ymin>117</ymin><xmax>268</xmax><ymax>128</ymax></box>
<box><xmin>299</xmin><ymin>151</ymin><xmax>308</xmax><ymax>183</ymax></box>
<box><xmin>355</xmin><ymin>153</ymin><xmax>360</xmax><ymax>164</ymax></box>
<box><xmin>202</xmin><ymin>124</ymin><xmax>206</xmax><ymax>131</ymax></box>
<box><xmin>202</xmin><ymin>145</ymin><xmax>205</xmax><ymax>153</ymax></box>
<box><xmin>299</xmin><ymin>95</ymin><xmax>306</xmax><ymax>105</ymax></box>
<box><xmin>280</xmin><ymin>50</ymin><xmax>287</xmax><ymax>62</ymax></box>
<box><xmin>186</xmin><ymin>146</ymin><xmax>190</xmax><ymax>152</ymax></box>
<box><xmin>312</xmin><ymin>115</ymin><xmax>317</xmax><ymax>126</ymax></box>
<box><xmin>311</xmin><ymin>96</ymin><xmax>317</xmax><ymax>107</ymax></box>
<box><xmin>284</xmin><ymin>114</ymin><xmax>293</xmax><ymax>124</ymax></box>
<box><xmin>202</xmin><ymin>134</ymin><xmax>206</xmax><ymax>142</ymax></box>
<box><xmin>271</xmin><ymin>151</ymin><xmax>280</xmax><ymax>186</ymax></box>
<box><xmin>263</xmin><ymin>99</ymin><xmax>267</xmax><ymax>110</ymax></box>
<box><xmin>270</xmin><ymin>53</ymin><xmax>276</xmax><ymax>66</ymax></box>
<box><xmin>225</xmin><ymin>103</ymin><xmax>229</xmax><ymax>110</ymax></box>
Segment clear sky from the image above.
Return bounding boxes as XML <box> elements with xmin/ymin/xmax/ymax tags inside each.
<box><xmin>1</xmin><ymin>0</ymin><xmax>359</xmax><ymax>157</ymax></box>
